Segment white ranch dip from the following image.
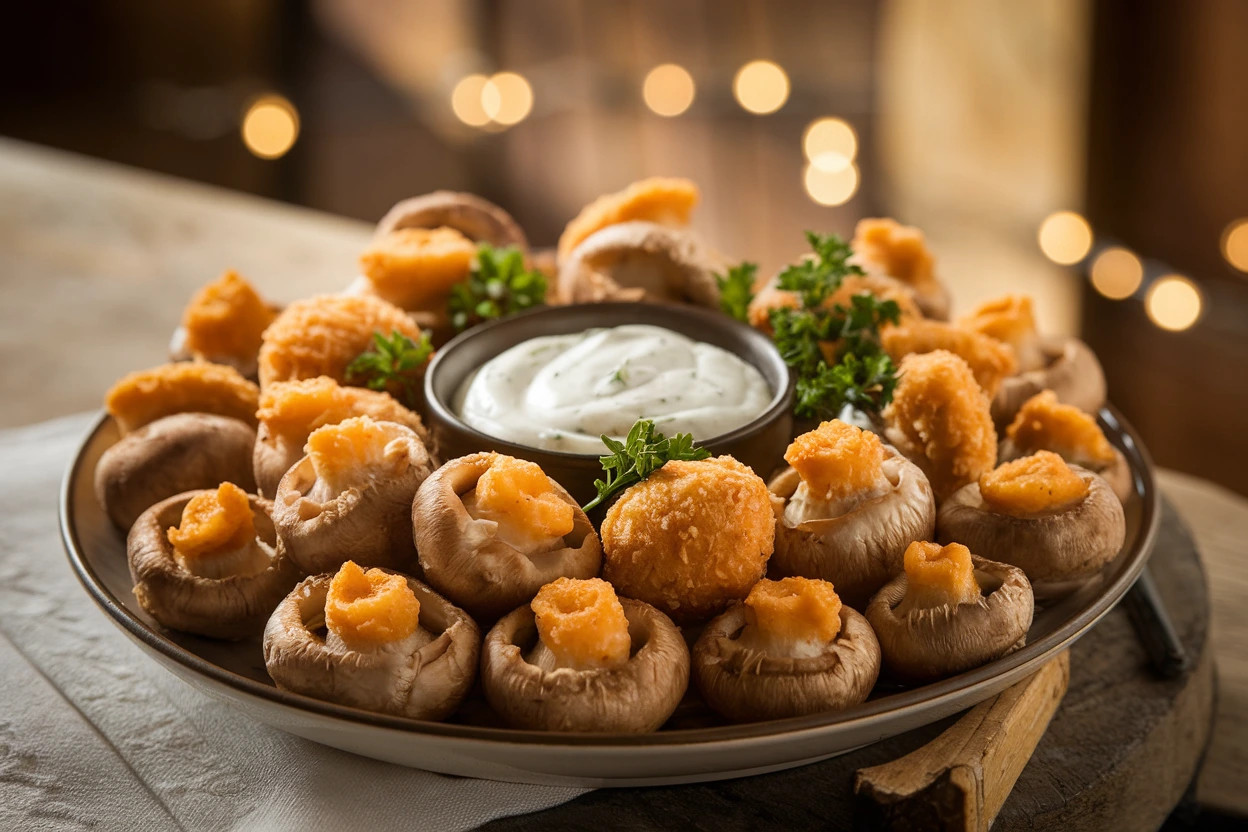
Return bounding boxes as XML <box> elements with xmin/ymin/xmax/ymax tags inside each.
<box><xmin>453</xmin><ymin>324</ymin><xmax>772</xmax><ymax>454</ymax></box>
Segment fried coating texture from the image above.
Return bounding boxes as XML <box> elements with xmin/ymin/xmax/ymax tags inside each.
<box><xmin>166</xmin><ymin>482</ymin><xmax>255</xmax><ymax>562</ymax></box>
<box><xmin>557</xmin><ymin>177</ymin><xmax>699</xmax><ymax>262</ymax></box>
<box><xmin>106</xmin><ymin>361</ymin><xmax>260</xmax><ymax>434</ymax></box>
<box><xmin>476</xmin><ymin>456</ymin><xmax>575</xmax><ymax>541</ymax></box>
<box><xmin>958</xmin><ymin>295</ymin><xmax>1037</xmax><ymax>350</ymax></box>
<box><xmin>257</xmin><ymin>293</ymin><xmax>422</xmax><ymax>389</ymax></box>
<box><xmin>980</xmin><ymin>450</ymin><xmax>1090</xmax><ymax>516</ymax></box>
<box><xmin>531</xmin><ymin>577</ymin><xmax>631</xmax><ymax>670</ymax></box>
<box><xmin>324</xmin><ymin>560</ymin><xmax>421</xmax><ymax>648</ymax></box>
<box><xmin>358</xmin><ymin>227</ymin><xmax>477</xmax><ymax>312</ymax></box>
<box><xmin>851</xmin><ymin>218</ymin><xmax>939</xmax><ymax>294</ymax></box>
<box><xmin>881</xmin><ymin>318</ymin><xmax>1017</xmax><ymax>398</ymax></box>
<box><xmin>897</xmin><ymin>541</ymin><xmax>981</xmax><ymax>612</ymax></box>
<box><xmin>257</xmin><ymin>376</ymin><xmax>425</xmax><ymax>442</ymax></box>
<box><xmin>1006</xmin><ymin>390</ymin><xmax>1116</xmax><ymax>465</ymax></box>
<box><xmin>181</xmin><ymin>270</ymin><xmax>277</xmax><ymax>364</ymax></box>
<box><xmin>784</xmin><ymin>420</ymin><xmax>885</xmax><ymax>502</ymax></box>
<box><xmin>744</xmin><ymin>577</ymin><xmax>842</xmax><ymax>644</ymax></box>
<box><xmin>601</xmin><ymin>456</ymin><xmax>774</xmax><ymax>624</ymax></box>
<box><xmin>884</xmin><ymin>351</ymin><xmax>997</xmax><ymax>501</ymax></box>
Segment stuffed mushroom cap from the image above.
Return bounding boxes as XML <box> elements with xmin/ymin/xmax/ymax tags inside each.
<box><xmin>991</xmin><ymin>335</ymin><xmax>1106</xmax><ymax>428</ymax></box>
<box><xmin>694</xmin><ymin>577</ymin><xmax>881</xmax><ymax>722</ymax></box>
<box><xmin>263</xmin><ymin>561</ymin><xmax>479</xmax><ymax>720</ymax></box>
<box><xmin>412</xmin><ymin>453</ymin><xmax>601</xmax><ymax>621</ymax></box>
<box><xmin>95</xmin><ymin>412</ymin><xmax>257</xmax><ymax>530</ymax></box>
<box><xmin>375</xmin><ymin>190</ymin><xmax>528</xmax><ymax>250</ymax></box>
<box><xmin>850</xmin><ymin>217</ymin><xmax>952</xmax><ymax>320</ymax></box>
<box><xmin>556</xmin><ymin>176</ymin><xmax>699</xmax><ymax>263</ymax></box>
<box><xmin>937</xmin><ymin>452</ymin><xmax>1126</xmax><ymax>585</ymax></box>
<box><xmin>768</xmin><ymin>420</ymin><xmax>936</xmax><ymax>609</ymax></box>
<box><xmin>273</xmin><ymin>416</ymin><xmax>433</xmax><ymax>574</ymax></box>
<box><xmin>481</xmin><ymin>578</ymin><xmax>689</xmax><ymax>732</ymax></box>
<box><xmin>556</xmin><ymin>221</ymin><xmax>727</xmax><ymax>308</ymax></box>
<box><xmin>169</xmin><ymin>270</ymin><xmax>278</xmax><ymax>378</ymax></box>
<box><xmin>128</xmin><ymin>484</ymin><xmax>301</xmax><ymax>639</ymax></box>
<box><xmin>866</xmin><ymin>542</ymin><xmax>1033</xmax><ymax>683</ymax></box>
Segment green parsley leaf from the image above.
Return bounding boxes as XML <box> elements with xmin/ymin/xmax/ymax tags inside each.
<box><xmin>345</xmin><ymin>329</ymin><xmax>433</xmax><ymax>409</ymax></box>
<box><xmin>716</xmin><ymin>261</ymin><xmax>758</xmax><ymax>322</ymax></box>
<box><xmin>582</xmin><ymin>419</ymin><xmax>711</xmax><ymax>512</ymax></box>
<box><xmin>774</xmin><ymin>231</ymin><xmax>864</xmax><ymax>309</ymax></box>
<box><xmin>448</xmin><ymin>242</ymin><xmax>547</xmax><ymax>332</ymax></box>
<box><xmin>793</xmin><ymin>351</ymin><xmax>899</xmax><ymax>421</ymax></box>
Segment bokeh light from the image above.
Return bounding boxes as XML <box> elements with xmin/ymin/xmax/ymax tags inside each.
<box><xmin>1221</xmin><ymin>219</ymin><xmax>1248</xmax><ymax>273</ymax></box>
<box><xmin>451</xmin><ymin>74</ymin><xmax>491</xmax><ymax>126</ymax></box>
<box><xmin>1038</xmin><ymin>211</ymin><xmax>1093</xmax><ymax>265</ymax></box>
<box><xmin>804</xmin><ymin>161</ymin><xmax>859</xmax><ymax>206</ymax></box>
<box><xmin>642</xmin><ymin>64</ymin><xmax>696</xmax><ymax>117</ymax></box>
<box><xmin>803</xmin><ymin>118</ymin><xmax>857</xmax><ymax>162</ymax></box>
<box><xmin>241</xmin><ymin>95</ymin><xmax>299</xmax><ymax>160</ymax></box>
<box><xmin>1145</xmin><ymin>275</ymin><xmax>1203</xmax><ymax>331</ymax></box>
<box><xmin>1090</xmin><ymin>246</ymin><xmax>1144</xmax><ymax>299</ymax></box>
<box><xmin>733</xmin><ymin>60</ymin><xmax>789</xmax><ymax>115</ymax></box>
<box><xmin>483</xmin><ymin>72</ymin><xmax>533</xmax><ymax>126</ymax></box>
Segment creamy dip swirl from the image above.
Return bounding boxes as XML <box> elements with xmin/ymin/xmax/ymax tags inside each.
<box><xmin>453</xmin><ymin>325</ymin><xmax>773</xmax><ymax>454</ymax></box>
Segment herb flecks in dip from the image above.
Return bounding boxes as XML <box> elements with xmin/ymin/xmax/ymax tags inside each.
<box><xmin>453</xmin><ymin>324</ymin><xmax>771</xmax><ymax>453</ymax></box>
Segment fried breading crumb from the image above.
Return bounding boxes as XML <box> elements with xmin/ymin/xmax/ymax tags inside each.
<box><xmin>476</xmin><ymin>456</ymin><xmax>574</xmax><ymax>540</ymax></box>
<box><xmin>851</xmin><ymin>218</ymin><xmax>939</xmax><ymax>294</ymax></box>
<box><xmin>980</xmin><ymin>450</ymin><xmax>1089</xmax><ymax>515</ymax></box>
<box><xmin>900</xmin><ymin>541</ymin><xmax>982</xmax><ymax>610</ymax></box>
<box><xmin>358</xmin><ymin>227</ymin><xmax>477</xmax><ymax>312</ymax></box>
<box><xmin>1006</xmin><ymin>390</ymin><xmax>1116</xmax><ymax>465</ymax></box>
<box><xmin>167</xmin><ymin>482</ymin><xmax>255</xmax><ymax>562</ymax></box>
<box><xmin>784</xmin><ymin>420</ymin><xmax>885</xmax><ymax>501</ymax></box>
<box><xmin>958</xmin><ymin>294</ymin><xmax>1037</xmax><ymax>351</ymax></box>
<box><xmin>257</xmin><ymin>376</ymin><xmax>426</xmax><ymax>443</ymax></box>
<box><xmin>306</xmin><ymin>415</ymin><xmax>410</xmax><ymax>494</ymax></box>
<box><xmin>181</xmin><ymin>270</ymin><xmax>276</xmax><ymax>363</ymax></box>
<box><xmin>532</xmin><ymin>577</ymin><xmax>631</xmax><ymax>670</ymax></box>
<box><xmin>325</xmin><ymin>560</ymin><xmax>421</xmax><ymax>648</ymax></box>
<box><xmin>744</xmin><ymin>577</ymin><xmax>842</xmax><ymax>644</ymax></box>
<box><xmin>557</xmin><ymin>177</ymin><xmax>699</xmax><ymax>262</ymax></box>
<box><xmin>881</xmin><ymin>318</ymin><xmax>1016</xmax><ymax>398</ymax></box>
<box><xmin>106</xmin><ymin>361</ymin><xmax>259</xmax><ymax>434</ymax></box>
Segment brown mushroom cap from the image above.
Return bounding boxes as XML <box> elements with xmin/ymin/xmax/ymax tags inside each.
<box><xmin>866</xmin><ymin>555</ymin><xmax>1033</xmax><ymax>683</ymax></box>
<box><xmin>767</xmin><ymin>447</ymin><xmax>936</xmax><ymax>609</ymax></box>
<box><xmin>693</xmin><ymin>604</ymin><xmax>880</xmax><ymax>722</ymax></box>
<box><xmin>411</xmin><ymin>453</ymin><xmax>601</xmax><ymax>621</ymax></box>
<box><xmin>375</xmin><ymin>191</ymin><xmax>528</xmax><ymax>250</ymax></box>
<box><xmin>556</xmin><ymin>221</ymin><xmax>727</xmax><ymax>307</ymax></box>
<box><xmin>992</xmin><ymin>336</ymin><xmax>1107</xmax><ymax>428</ymax></box>
<box><xmin>936</xmin><ymin>466</ymin><xmax>1126</xmax><ymax>585</ymax></box>
<box><xmin>481</xmin><ymin>597</ymin><xmax>689</xmax><ymax>732</ymax></box>
<box><xmin>272</xmin><ymin>424</ymin><xmax>434</xmax><ymax>574</ymax></box>
<box><xmin>263</xmin><ymin>571</ymin><xmax>479</xmax><ymax>720</ymax></box>
<box><xmin>95</xmin><ymin>413</ymin><xmax>257</xmax><ymax>530</ymax></box>
<box><xmin>998</xmin><ymin>436</ymin><xmax>1133</xmax><ymax>505</ymax></box>
<box><xmin>128</xmin><ymin>490</ymin><xmax>301</xmax><ymax>640</ymax></box>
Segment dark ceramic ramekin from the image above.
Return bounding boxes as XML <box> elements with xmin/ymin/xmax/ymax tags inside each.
<box><xmin>423</xmin><ymin>302</ymin><xmax>794</xmax><ymax>504</ymax></box>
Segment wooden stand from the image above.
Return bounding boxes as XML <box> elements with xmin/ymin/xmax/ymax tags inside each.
<box><xmin>483</xmin><ymin>498</ymin><xmax>1214</xmax><ymax>831</ymax></box>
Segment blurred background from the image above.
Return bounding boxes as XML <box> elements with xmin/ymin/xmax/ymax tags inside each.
<box><xmin>1</xmin><ymin>0</ymin><xmax>1247</xmax><ymax>494</ymax></box>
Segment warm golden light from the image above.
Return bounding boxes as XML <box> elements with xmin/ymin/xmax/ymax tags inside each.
<box><xmin>642</xmin><ymin>64</ymin><xmax>696</xmax><ymax>117</ymax></box>
<box><xmin>804</xmin><ymin>161</ymin><xmax>859</xmax><ymax>206</ymax></box>
<box><xmin>484</xmin><ymin>72</ymin><xmax>533</xmax><ymax>126</ymax></box>
<box><xmin>1222</xmin><ymin>219</ymin><xmax>1248</xmax><ymax>273</ymax></box>
<box><xmin>1145</xmin><ymin>275</ymin><xmax>1203</xmax><ymax>332</ymax></box>
<box><xmin>733</xmin><ymin>60</ymin><xmax>789</xmax><ymax>115</ymax></box>
<box><xmin>804</xmin><ymin>118</ymin><xmax>857</xmax><ymax>162</ymax></box>
<box><xmin>1090</xmin><ymin>246</ymin><xmax>1144</xmax><ymax>300</ymax></box>
<box><xmin>810</xmin><ymin>151</ymin><xmax>852</xmax><ymax>173</ymax></box>
<box><xmin>241</xmin><ymin>95</ymin><xmax>299</xmax><ymax>160</ymax></box>
<box><xmin>452</xmin><ymin>74</ymin><xmax>491</xmax><ymax>127</ymax></box>
<box><xmin>1038</xmin><ymin>211</ymin><xmax>1093</xmax><ymax>265</ymax></box>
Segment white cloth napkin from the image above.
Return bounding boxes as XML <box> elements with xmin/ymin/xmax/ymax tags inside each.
<box><xmin>0</xmin><ymin>414</ymin><xmax>587</xmax><ymax>831</ymax></box>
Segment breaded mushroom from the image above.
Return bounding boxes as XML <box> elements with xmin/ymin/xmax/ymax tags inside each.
<box><xmin>958</xmin><ymin>295</ymin><xmax>1044</xmax><ymax>372</ymax></box>
<box><xmin>171</xmin><ymin>270</ymin><xmax>278</xmax><ymax>378</ymax></box>
<box><xmin>105</xmin><ymin>361</ymin><xmax>259</xmax><ymax>435</ymax></box>
<box><xmin>557</xmin><ymin>177</ymin><xmax>699</xmax><ymax>263</ymax></box>
<box><xmin>850</xmin><ymin>218</ymin><xmax>951</xmax><ymax>320</ymax></box>
<box><xmin>601</xmin><ymin>456</ymin><xmax>775</xmax><ymax>624</ymax></box>
<box><xmin>375</xmin><ymin>190</ymin><xmax>528</xmax><ymax>250</ymax></box>
<box><xmin>356</xmin><ymin>226</ymin><xmax>477</xmax><ymax>314</ymax></box>
<box><xmin>881</xmin><ymin>318</ymin><xmax>1018</xmax><ymax>399</ymax></box>
<box><xmin>883</xmin><ymin>351</ymin><xmax>998</xmax><ymax>502</ymax></box>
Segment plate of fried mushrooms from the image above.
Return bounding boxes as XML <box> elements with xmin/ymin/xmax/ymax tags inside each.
<box><xmin>61</xmin><ymin>178</ymin><xmax>1157</xmax><ymax>786</ymax></box>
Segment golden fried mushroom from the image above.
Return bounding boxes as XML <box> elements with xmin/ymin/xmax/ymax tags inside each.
<box><xmin>556</xmin><ymin>177</ymin><xmax>699</xmax><ymax>263</ymax></box>
<box><xmin>958</xmin><ymin>295</ymin><xmax>1044</xmax><ymax>372</ymax></box>
<box><xmin>356</xmin><ymin>227</ymin><xmax>477</xmax><ymax>313</ymax></box>
<box><xmin>881</xmin><ymin>318</ymin><xmax>1017</xmax><ymax>399</ymax></box>
<box><xmin>601</xmin><ymin>456</ymin><xmax>774</xmax><ymax>624</ymax></box>
<box><xmin>172</xmin><ymin>270</ymin><xmax>278</xmax><ymax>377</ymax></box>
<box><xmin>105</xmin><ymin>362</ymin><xmax>259</xmax><ymax>435</ymax></box>
<box><xmin>850</xmin><ymin>218</ymin><xmax>951</xmax><ymax>320</ymax></box>
<box><xmin>257</xmin><ymin>293</ymin><xmax>425</xmax><ymax>390</ymax></box>
<box><xmin>883</xmin><ymin>351</ymin><xmax>998</xmax><ymax>502</ymax></box>
<box><xmin>253</xmin><ymin>376</ymin><xmax>429</xmax><ymax>497</ymax></box>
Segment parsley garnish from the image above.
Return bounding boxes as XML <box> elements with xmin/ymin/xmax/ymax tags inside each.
<box><xmin>581</xmin><ymin>419</ymin><xmax>711</xmax><ymax>512</ymax></box>
<box><xmin>345</xmin><ymin>329</ymin><xmax>433</xmax><ymax>409</ymax></box>
<box><xmin>716</xmin><ymin>261</ymin><xmax>758</xmax><ymax>323</ymax></box>
<box><xmin>774</xmin><ymin>231</ymin><xmax>864</xmax><ymax>307</ymax></box>
<box><xmin>448</xmin><ymin>242</ymin><xmax>547</xmax><ymax>332</ymax></box>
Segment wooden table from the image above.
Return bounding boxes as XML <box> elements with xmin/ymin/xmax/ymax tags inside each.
<box><xmin>1</xmin><ymin>137</ymin><xmax>1245</xmax><ymax>817</ymax></box>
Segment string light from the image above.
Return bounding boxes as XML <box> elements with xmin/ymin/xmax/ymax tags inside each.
<box><xmin>1090</xmin><ymin>247</ymin><xmax>1144</xmax><ymax>299</ymax></box>
<box><xmin>451</xmin><ymin>74</ymin><xmax>491</xmax><ymax>126</ymax></box>
<box><xmin>804</xmin><ymin>161</ymin><xmax>859</xmax><ymax>206</ymax></box>
<box><xmin>1222</xmin><ymin>219</ymin><xmax>1248</xmax><ymax>273</ymax></box>
<box><xmin>241</xmin><ymin>95</ymin><xmax>299</xmax><ymax>160</ymax></box>
<box><xmin>803</xmin><ymin>118</ymin><xmax>857</xmax><ymax>162</ymax></box>
<box><xmin>1038</xmin><ymin>211</ymin><xmax>1093</xmax><ymax>265</ymax></box>
<box><xmin>642</xmin><ymin>64</ymin><xmax>696</xmax><ymax>117</ymax></box>
<box><xmin>484</xmin><ymin>72</ymin><xmax>533</xmax><ymax>126</ymax></box>
<box><xmin>733</xmin><ymin>60</ymin><xmax>789</xmax><ymax>115</ymax></box>
<box><xmin>1145</xmin><ymin>275</ymin><xmax>1203</xmax><ymax>332</ymax></box>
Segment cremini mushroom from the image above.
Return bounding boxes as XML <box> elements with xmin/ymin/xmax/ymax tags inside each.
<box><xmin>481</xmin><ymin>578</ymin><xmax>689</xmax><ymax>732</ymax></box>
<box><xmin>937</xmin><ymin>451</ymin><xmax>1126</xmax><ymax>587</ymax></box>
<box><xmin>850</xmin><ymin>218</ymin><xmax>952</xmax><ymax>320</ymax></box>
<box><xmin>273</xmin><ymin>416</ymin><xmax>433</xmax><ymax>574</ymax></box>
<box><xmin>694</xmin><ymin>577</ymin><xmax>881</xmax><ymax>722</ymax></box>
<box><xmin>411</xmin><ymin>453</ymin><xmax>601</xmax><ymax>621</ymax></box>
<box><xmin>253</xmin><ymin>376</ymin><xmax>430</xmax><ymax>498</ymax></box>
<box><xmin>96</xmin><ymin>412</ymin><xmax>258</xmax><ymax>530</ymax></box>
<box><xmin>998</xmin><ymin>390</ymin><xmax>1132</xmax><ymax>503</ymax></box>
<box><xmin>883</xmin><ymin>350</ymin><xmax>998</xmax><ymax>502</ymax></box>
<box><xmin>263</xmin><ymin>560</ymin><xmax>479</xmax><ymax>720</ymax></box>
<box><xmin>375</xmin><ymin>191</ymin><xmax>529</xmax><ymax>250</ymax></box>
<box><xmin>168</xmin><ymin>270</ymin><xmax>278</xmax><ymax>378</ymax></box>
<box><xmin>866</xmin><ymin>541</ymin><xmax>1033</xmax><ymax>683</ymax></box>
<box><xmin>556</xmin><ymin>176</ymin><xmax>699</xmax><ymax>264</ymax></box>
<box><xmin>768</xmin><ymin>420</ymin><xmax>936</xmax><ymax>609</ymax></box>
<box><xmin>105</xmin><ymin>361</ymin><xmax>259</xmax><ymax>435</ymax></box>
<box><xmin>128</xmin><ymin>483</ymin><xmax>301</xmax><ymax>639</ymax></box>
<box><xmin>556</xmin><ymin>221</ymin><xmax>727</xmax><ymax>308</ymax></box>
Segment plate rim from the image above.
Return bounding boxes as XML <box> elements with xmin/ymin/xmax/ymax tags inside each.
<box><xmin>60</xmin><ymin>406</ymin><xmax>1159</xmax><ymax>750</ymax></box>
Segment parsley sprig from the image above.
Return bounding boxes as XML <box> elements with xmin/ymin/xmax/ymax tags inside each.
<box><xmin>345</xmin><ymin>329</ymin><xmax>433</xmax><ymax>409</ymax></box>
<box><xmin>775</xmin><ymin>231</ymin><xmax>864</xmax><ymax>307</ymax></box>
<box><xmin>448</xmin><ymin>242</ymin><xmax>547</xmax><ymax>332</ymax></box>
<box><xmin>581</xmin><ymin>419</ymin><xmax>710</xmax><ymax>512</ymax></box>
<box><xmin>716</xmin><ymin>261</ymin><xmax>758</xmax><ymax>323</ymax></box>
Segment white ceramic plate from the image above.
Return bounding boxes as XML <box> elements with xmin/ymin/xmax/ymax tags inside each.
<box><xmin>60</xmin><ymin>409</ymin><xmax>1158</xmax><ymax>787</ymax></box>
